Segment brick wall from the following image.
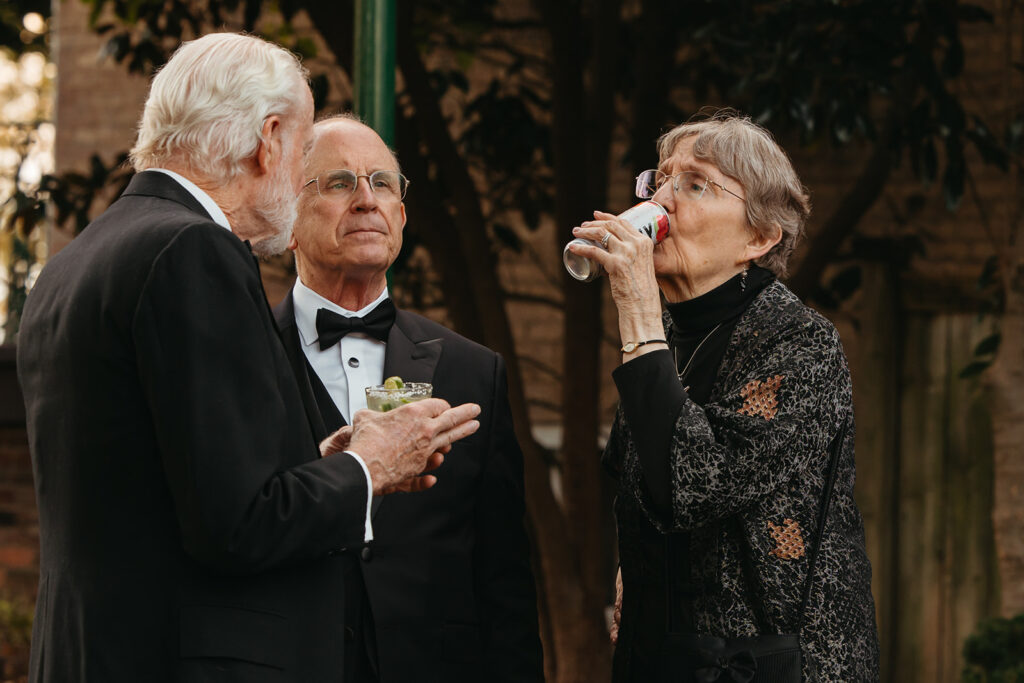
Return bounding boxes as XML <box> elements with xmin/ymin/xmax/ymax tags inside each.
<box><xmin>49</xmin><ymin>0</ymin><xmax>151</xmax><ymax>255</ymax></box>
<box><xmin>0</xmin><ymin>422</ymin><xmax>35</xmax><ymax>603</ymax></box>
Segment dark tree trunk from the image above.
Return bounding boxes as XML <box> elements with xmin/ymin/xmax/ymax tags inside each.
<box><xmin>533</xmin><ymin>0</ymin><xmax>621</xmax><ymax>679</ymax></box>
<box><xmin>394</xmin><ymin>6</ymin><xmax>611</xmax><ymax>681</ymax></box>
<box><xmin>628</xmin><ymin>0</ymin><xmax>677</xmax><ymax>175</ymax></box>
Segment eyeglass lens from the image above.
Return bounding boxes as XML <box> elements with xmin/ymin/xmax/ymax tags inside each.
<box><xmin>318</xmin><ymin>170</ymin><xmax>407</xmax><ymax>199</ymax></box>
<box><xmin>635</xmin><ymin>170</ymin><xmax>707</xmax><ymax>201</ymax></box>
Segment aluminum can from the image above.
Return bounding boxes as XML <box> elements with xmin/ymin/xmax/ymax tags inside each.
<box><xmin>562</xmin><ymin>200</ymin><xmax>671</xmax><ymax>282</ymax></box>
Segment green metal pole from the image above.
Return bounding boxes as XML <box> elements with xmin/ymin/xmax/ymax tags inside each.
<box><xmin>353</xmin><ymin>0</ymin><xmax>397</xmax><ymax>146</ymax></box>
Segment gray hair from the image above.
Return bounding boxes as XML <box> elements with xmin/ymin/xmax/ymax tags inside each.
<box><xmin>130</xmin><ymin>32</ymin><xmax>309</xmax><ymax>181</ymax></box>
<box><xmin>657</xmin><ymin>111</ymin><xmax>810</xmax><ymax>277</ymax></box>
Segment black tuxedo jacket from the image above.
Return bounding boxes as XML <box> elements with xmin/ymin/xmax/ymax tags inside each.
<box><xmin>274</xmin><ymin>294</ymin><xmax>544</xmax><ymax>683</ymax></box>
<box><xmin>17</xmin><ymin>171</ymin><xmax>370</xmax><ymax>682</ymax></box>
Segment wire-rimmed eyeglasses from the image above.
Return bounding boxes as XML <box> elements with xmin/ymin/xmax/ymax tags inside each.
<box><xmin>635</xmin><ymin>169</ymin><xmax>745</xmax><ymax>203</ymax></box>
<box><xmin>303</xmin><ymin>169</ymin><xmax>410</xmax><ymax>201</ymax></box>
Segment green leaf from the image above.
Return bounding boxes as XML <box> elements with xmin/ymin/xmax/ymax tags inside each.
<box><xmin>492</xmin><ymin>223</ymin><xmax>522</xmax><ymax>252</ymax></box>
<box><xmin>86</xmin><ymin>0</ymin><xmax>104</xmax><ymax>27</ymax></box>
<box><xmin>959</xmin><ymin>360</ymin><xmax>991</xmax><ymax>379</ymax></box>
<box><xmin>973</xmin><ymin>332</ymin><xmax>1001</xmax><ymax>357</ymax></box>
<box><xmin>961</xmin><ymin>613</ymin><xmax>1024</xmax><ymax>675</ymax></box>
<box><xmin>455</xmin><ymin>49</ymin><xmax>474</xmax><ymax>71</ymax></box>
<box><xmin>828</xmin><ymin>265</ymin><xmax>862</xmax><ymax>300</ymax></box>
<box><xmin>967</xmin><ymin>116</ymin><xmax>1010</xmax><ymax>170</ymax></box>
<box><xmin>294</xmin><ymin>37</ymin><xmax>318</xmax><ymax>59</ymax></box>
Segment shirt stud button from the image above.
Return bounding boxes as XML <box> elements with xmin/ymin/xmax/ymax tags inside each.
<box><xmin>348</xmin><ymin>357</ymin><xmax>360</xmax><ymax>368</ymax></box>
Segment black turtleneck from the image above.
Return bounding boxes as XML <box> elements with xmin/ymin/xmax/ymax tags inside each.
<box><xmin>611</xmin><ymin>265</ymin><xmax>775</xmax><ymax>517</ymax></box>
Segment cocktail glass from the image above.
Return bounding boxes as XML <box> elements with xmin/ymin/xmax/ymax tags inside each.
<box><xmin>365</xmin><ymin>382</ymin><xmax>433</xmax><ymax>412</ymax></box>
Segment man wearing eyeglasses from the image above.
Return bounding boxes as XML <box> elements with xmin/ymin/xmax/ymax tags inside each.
<box><xmin>273</xmin><ymin>115</ymin><xmax>543</xmax><ymax>683</ymax></box>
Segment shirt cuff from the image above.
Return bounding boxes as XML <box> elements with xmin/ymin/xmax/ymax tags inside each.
<box><xmin>612</xmin><ymin>349</ymin><xmax>687</xmax><ymax>517</ymax></box>
<box><xmin>344</xmin><ymin>450</ymin><xmax>374</xmax><ymax>543</ymax></box>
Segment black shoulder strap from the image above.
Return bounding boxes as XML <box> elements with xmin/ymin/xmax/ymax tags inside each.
<box><xmin>735</xmin><ymin>418</ymin><xmax>848</xmax><ymax>634</ymax></box>
<box><xmin>797</xmin><ymin>418</ymin><xmax>847</xmax><ymax>629</ymax></box>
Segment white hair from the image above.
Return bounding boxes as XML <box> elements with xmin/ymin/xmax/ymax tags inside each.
<box><xmin>130</xmin><ymin>32</ymin><xmax>309</xmax><ymax>181</ymax></box>
<box><xmin>251</xmin><ymin>159</ymin><xmax>299</xmax><ymax>258</ymax></box>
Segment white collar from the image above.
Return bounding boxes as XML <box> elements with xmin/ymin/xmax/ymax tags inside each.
<box><xmin>292</xmin><ymin>280</ymin><xmax>391</xmax><ymax>349</ymax></box>
<box><xmin>148</xmin><ymin>168</ymin><xmax>232</xmax><ymax>231</ymax></box>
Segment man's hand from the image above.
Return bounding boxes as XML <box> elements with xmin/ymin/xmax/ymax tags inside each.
<box><xmin>610</xmin><ymin>566</ymin><xmax>623</xmax><ymax>645</ymax></box>
<box><xmin>319</xmin><ymin>425</ymin><xmax>353</xmax><ymax>457</ymax></box>
<box><xmin>337</xmin><ymin>398</ymin><xmax>480</xmax><ymax>496</ymax></box>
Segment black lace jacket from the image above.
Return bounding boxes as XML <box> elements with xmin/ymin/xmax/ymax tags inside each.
<box><xmin>605</xmin><ymin>281</ymin><xmax>880</xmax><ymax>682</ymax></box>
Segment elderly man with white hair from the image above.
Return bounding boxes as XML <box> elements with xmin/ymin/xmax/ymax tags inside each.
<box><xmin>17</xmin><ymin>32</ymin><xmax>480</xmax><ymax>683</ymax></box>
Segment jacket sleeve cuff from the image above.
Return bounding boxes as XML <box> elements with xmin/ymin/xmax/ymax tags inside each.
<box><xmin>343</xmin><ymin>450</ymin><xmax>374</xmax><ymax>543</ymax></box>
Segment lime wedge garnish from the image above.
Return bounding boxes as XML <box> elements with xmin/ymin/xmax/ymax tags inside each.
<box><xmin>383</xmin><ymin>376</ymin><xmax>405</xmax><ymax>390</ymax></box>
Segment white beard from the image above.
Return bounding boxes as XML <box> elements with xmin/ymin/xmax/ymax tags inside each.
<box><xmin>250</xmin><ymin>167</ymin><xmax>298</xmax><ymax>258</ymax></box>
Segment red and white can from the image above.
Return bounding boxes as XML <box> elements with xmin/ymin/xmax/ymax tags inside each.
<box><xmin>563</xmin><ymin>201</ymin><xmax>671</xmax><ymax>282</ymax></box>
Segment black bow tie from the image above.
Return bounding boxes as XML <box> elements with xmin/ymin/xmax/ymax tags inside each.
<box><xmin>315</xmin><ymin>299</ymin><xmax>396</xmax><ymax>350</ymax></box>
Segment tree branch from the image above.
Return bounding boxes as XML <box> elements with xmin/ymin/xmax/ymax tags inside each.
<box><xmin>788</xmin><ymin>117</ymin><xmax>900</xmax><ymax>299</ymax></box>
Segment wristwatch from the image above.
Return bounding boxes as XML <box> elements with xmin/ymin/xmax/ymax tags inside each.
<box><xmin>621</xmin><ymin>339</ymin><xmax>667</xmax><ymax>353</ymax></box>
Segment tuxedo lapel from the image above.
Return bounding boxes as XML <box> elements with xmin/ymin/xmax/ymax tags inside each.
<box><xmin>382</xmin><ymin>311</ymin><xmax>443</xmax><ymax>385</ymax></box>
<box><xmin>372</xmin><ymin>310</ymin><xmax>444</xmax><ymax>519</ymax></box>
<box><xmin>308</xmin><ymin>362</ymin><xmax>346</xmax><ymax>433</ymax></box>
<box><xmin>274</xmin><ymin>292</ymin><xmax>338</xmax><ymax>443</ymax></box>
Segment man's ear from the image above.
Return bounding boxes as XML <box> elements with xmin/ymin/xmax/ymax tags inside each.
<box><xmin>743</xmin><ymin>223</ymin><xmax>782</xmax><ymax>262</ymax></box>
<box><xmin>287</xmin><ymin>233</ymin><xmax>298</xmax><ymax>251</ymax></box>
<box><xmin>255</xmin><ymin>115</ymin><xmax>283</xmax><ymax>176</ymax></box>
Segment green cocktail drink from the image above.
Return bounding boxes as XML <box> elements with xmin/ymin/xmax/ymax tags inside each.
<box><xmin>365</xmin><ymin>376</ymin><xmax>432</xmax><ymax>412</ymax></box>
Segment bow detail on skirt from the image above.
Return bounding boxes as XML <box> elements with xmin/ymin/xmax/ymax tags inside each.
<box><xmin>693</xmin><ymin>648</ymin><xmax>757</xmax><ymax>682</ymax></box>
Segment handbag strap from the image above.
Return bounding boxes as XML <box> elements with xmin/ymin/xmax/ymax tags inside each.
<box><xmin>797</xmin><ymin>418</ymin><xmax>847</xmax><ymax>627</ymax></box>
<box><xmin>734</xmin><ymin>417</ymin><xmax>848</xmax><ymax>634</ymax></box>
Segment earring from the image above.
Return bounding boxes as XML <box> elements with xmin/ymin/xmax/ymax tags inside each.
<box><xmin>740</xmin><ymin>265</ymin><xmax>749</xmax><ymax>292</ymax></box>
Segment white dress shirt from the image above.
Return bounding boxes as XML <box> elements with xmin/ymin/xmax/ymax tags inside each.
<box><xmin>151</xmin><ymin>168</ymin><xmax>376</xmax><ymax>542</ymax></box>
<box><xmin>292</xmin><ymin>281</ymin><xmax>389</xmax><ymax>422</ymax></box>
<box><xmin>292</xmin><ymin>280</ymin><xmax>391</xmax><ymax>543</ymax></box>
